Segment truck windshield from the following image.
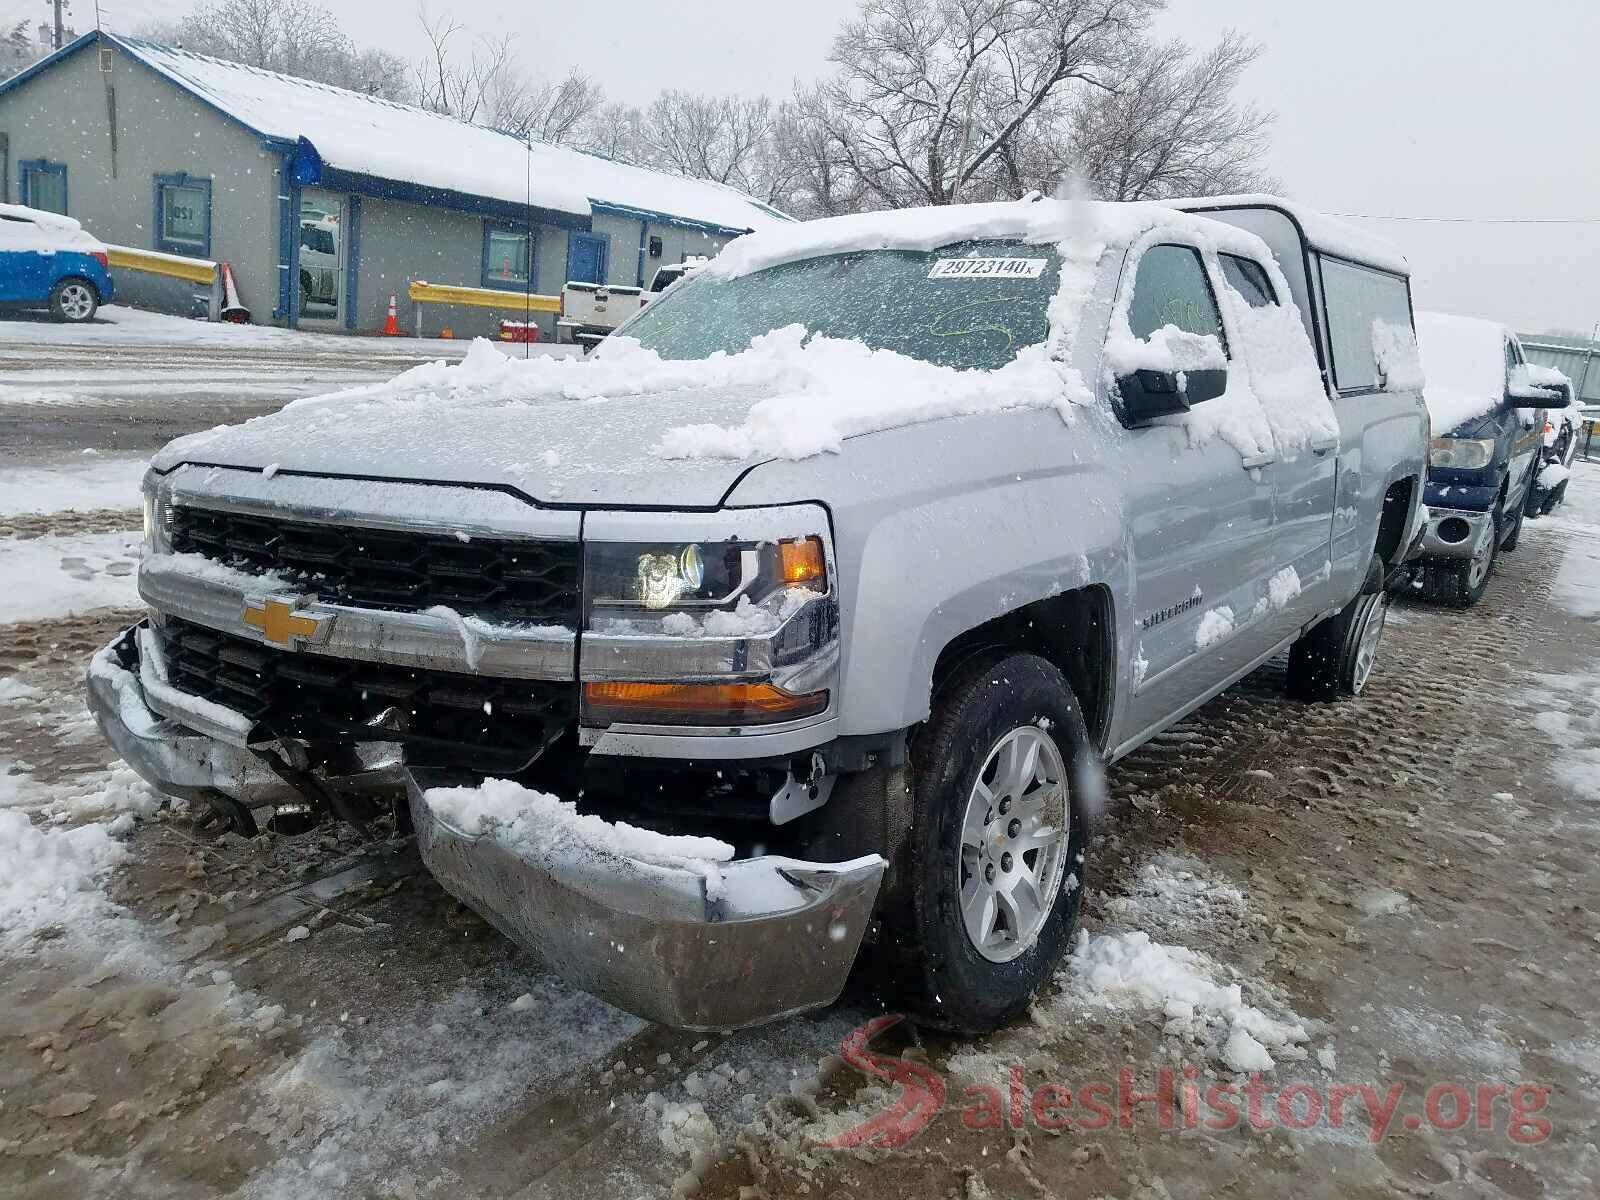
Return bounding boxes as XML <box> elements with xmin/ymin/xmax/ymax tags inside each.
<box><xmin>620</xmin><ymin>240</ymin><xmax>1062</xmax><ymax>371</ymax></box>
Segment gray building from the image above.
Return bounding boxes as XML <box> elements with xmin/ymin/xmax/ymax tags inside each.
<box><xmin>0</xmin><ymin>31</ymin><xmax>788</xmax><ymax>337</ymax></box>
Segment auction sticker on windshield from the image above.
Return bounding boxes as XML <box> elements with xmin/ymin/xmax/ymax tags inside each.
<box><xmin>928</xmin><ymin>257</ymin><xmax>1048</xmax><ymax>280</ymax></box>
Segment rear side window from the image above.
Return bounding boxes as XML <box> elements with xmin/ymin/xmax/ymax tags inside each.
<box><xmin>1127</xmin><ymin>244</ymin><xmax>1228</xmax><ymax>354</ymax></box>
<box><xmin>1320</xmin><ymin>256</ymin><xmax>1413</xmax><ymax>392</ymax></box>
<box><xmin>1219</xmin><ymin>254</ymin><xmax>1277</xmax><ymax>307</ymax></box>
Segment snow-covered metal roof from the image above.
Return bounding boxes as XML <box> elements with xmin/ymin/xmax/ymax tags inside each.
<box><xmin>7</xmin><ymin>33</ymin><xmax>787</xmax><ymax>235</ymax></box>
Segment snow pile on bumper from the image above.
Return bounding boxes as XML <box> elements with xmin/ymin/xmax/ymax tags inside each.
<box><xmin>411</xmin><ymin>773</ymin><xmax>884</xmax><ymax>1031</ymax></box>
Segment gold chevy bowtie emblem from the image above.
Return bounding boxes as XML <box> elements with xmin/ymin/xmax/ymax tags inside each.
<box><xmin>242</xmin><ymin>598</ymin><xmax>324</xmax><ymax>648</ymax></box>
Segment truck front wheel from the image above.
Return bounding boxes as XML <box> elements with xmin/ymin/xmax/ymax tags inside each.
<box><xmin>872</xmin><ymin>652</ymin><xmax>1094</xmax><ymax>1034</ymax></box>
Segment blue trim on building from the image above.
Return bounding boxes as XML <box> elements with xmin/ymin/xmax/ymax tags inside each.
<box><xmin>566</xmin><ymin>232</ymin><xmax>610</xmax><ymax>286</ymax></box>
<box><xmin>317</xmin><ymin>166</ymin><xmax>589</xmax><ymax>233</ymax></box>
<box><xmin>480</xmin><ymin>220</ymin><xmax>538</xmax><ymax>292</ymax></box>
<box><xmin>274</xmin><ymin>150</ymin><xmax>296</xmax><ymax>320</ymax></box>
<box><xmin>287</xmin><ymin>186</ymin><xmax>304</xmax><ymax>328</ymax></box>
<box><xmin>590</xmin><ymin>200</ymin><xmax>750</xmax><ymax>239</ymax></box>
<box><xmin>153</xmin><ymin>172</ymin><xmax>213</xmax><ymax>257</ymax></box>
<box><xmin>636</xmin><ymin>221</ymin><xmax>649</xmax><ymax>288</ymax></box>
<box><xmin>344</xmin><ymin>194</ymin><xmax>362</xmax><ymax>331</ymax></box>
<box><xmin>19</xmin><ymin>159</ymin><xmax>67</xmax><ymax>214</ymax></box>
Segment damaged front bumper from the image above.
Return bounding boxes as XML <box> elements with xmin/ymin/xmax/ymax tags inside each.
<box><xmin>408</xmin><ymin>769</ymin><xmax>885</xmax><ymax>1030</ymax></box>
<box><xmin>1416</xmin><ymin>506</ymin><xmax>1496</xmax><ymax>560</ymax></box>
<box><xmin>87</xmin><ymin>622</ymin><xmax>887</xmax><ymax>1030</ymax></box>
<box><xmin>86</xmin><ymin>622</ymin><xmax>404</xmax><ymax>808</ymax></box>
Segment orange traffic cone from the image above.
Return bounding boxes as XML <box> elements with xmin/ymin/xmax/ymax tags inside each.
<box><xmin>382</xmin><ymin>295</ymin><xmax>400</xmax><ymax>336</ymax></box>
<box><xmin>220</xmin><ymin>263</ymin><xmax>250</xmax><ymax>324</ymax></box>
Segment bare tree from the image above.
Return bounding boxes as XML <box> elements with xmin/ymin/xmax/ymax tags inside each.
<box><xmin>821</xmin><ymin>0</ymin><xmax>1162</xmax><ymax>207</ymax></box>
<box><xmin>1066</xmin><ymin>31</ymin><xmax>1276</xmax><ymax>200</ymax></box>
<box><xmin>412</xmin><ymin>7</ymin><xmax>518</xmax><ymax>122</ymax></box>
<box><xmin>141</xmin><ymin>0</ymin><xmax>409</xmax><ymax>99</ymax></box>
<box><xmin>490</xmin><ymin>69</ymin><xmax>605</xmax><ymax>145</ymax></box>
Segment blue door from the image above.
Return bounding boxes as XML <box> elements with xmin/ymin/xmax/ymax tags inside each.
<box><xmin>565</xmin><ymin>233</ymin><xmax>608</xmax><ymax>285</ymax></box>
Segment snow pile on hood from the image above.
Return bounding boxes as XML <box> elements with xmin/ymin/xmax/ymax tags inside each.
<box><xmin>424</xmin><ymin>777</ymin><xmax>735</xmax><ymax>894</ymax></box>
<box><xmin>1415</xmin><ymin>311</ymin><xmax>1509</xmax><ymax>434</ymax></box>
<box><xmin>0</xmin><ymin>809</ymin><xmax>128</xmax><ymax>949</ymax></box>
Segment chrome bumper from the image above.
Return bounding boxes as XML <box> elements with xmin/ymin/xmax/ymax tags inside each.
<box><xmin>86</xmin><ymin>623</ymin><xmax>404</xmax><ymax>808</ymax></box>
<box><xmin>1418</xmin><ymin>506</ymin><xmax>1495</xmax><ymax>560</ymax></box>
<box><xmin>407</xmin><ymin>769</ymin><xmax>885</xmax><ymax>1030</ymax></box>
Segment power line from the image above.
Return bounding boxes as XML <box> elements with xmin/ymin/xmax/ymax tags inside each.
<box><xmin>1331</xmin><ymin>213</ymin><xmax>1600</xmax><ymax>226</ymax></box>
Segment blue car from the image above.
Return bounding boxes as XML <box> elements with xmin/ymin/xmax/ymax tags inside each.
<box><xmin>0</xmin><ymin>202</ymin><xmax>115</xmax><ymax>323</ymax></box>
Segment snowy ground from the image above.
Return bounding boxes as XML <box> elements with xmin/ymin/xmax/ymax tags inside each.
<box><xmin>2</xmin><ymin>412</ymin><xmax>1598</xmax><ymax>1197</ymax></box>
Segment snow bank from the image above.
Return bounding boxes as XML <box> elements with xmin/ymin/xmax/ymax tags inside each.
<box><xmin>1415</xmin><ymin>310</ymin><xmax>1506</xmax><ymax>434</ymax></box>
<box><xmin>0</xmin><ymin>809</ymin><xmax>127</xmax><ymax>948</ymax></box>
<box><xmin>423</xmin><ymin>778</ymin><xmax>734</xmax><ymax>895</ymax></box>
<box><xmin>0</xmin><ymin>455</ymin><xmax>147</xmax><ymax>516</ymax></box>
<box><xmin>1068</xmin><ymin>929</ymin><xmax>1309</xmax><ymax>1072</ymax></box>
<box><xmin>0</xmin><ymin>531</ymin><xmax>141</xmax><ymax>623</ymax></box>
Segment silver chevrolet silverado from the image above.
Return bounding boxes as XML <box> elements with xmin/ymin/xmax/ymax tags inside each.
<box><xmin>88</xmin><ymin>197</ymin><xmax>1427</xmax><ymax>1033</ymax></box>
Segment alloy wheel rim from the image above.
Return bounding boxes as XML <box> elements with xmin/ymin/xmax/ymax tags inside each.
<box><xmin>1467</xmin><ymin>526</ymin><xmax>1493</xmax><ymax>590</ymax></box>
<box><xmin>957</xmin><ymin>724</ymin><xmax>1070</xmax><ymax>963</ymax></box>
<box><xmin>60</xmin><ymin>285</ymin><xmax>93</xmax><ymax>319</ymax></box>
<box><xmin>1352</xmin><ymin>593</ymin><xmax>1389</xmax><ymax>694</ymax></box>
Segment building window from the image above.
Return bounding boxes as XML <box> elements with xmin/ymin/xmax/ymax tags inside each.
<box><xmin>483</xmin><ymin>224</ymin><xmax>533</xmax><ymax>290</ymax></box>
<box><xmin>20</xmin><ymin>160</ymin><xmax>67</xmax><ymax>214</ymax></box>
<box><xmin>155</xmin><ymin>174</ymin><xmax>213</xmax><ymax>257</ymax></box>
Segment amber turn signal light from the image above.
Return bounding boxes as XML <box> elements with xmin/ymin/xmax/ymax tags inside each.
<box><xmin>779</xmin><ymin>536</ymin><xmax>827</xmax><ymax>585</ymax></box>
<box><xmin>582</xmin><ymin>681</ymin><xmax>829</xmax><ymax>727</ymax></box>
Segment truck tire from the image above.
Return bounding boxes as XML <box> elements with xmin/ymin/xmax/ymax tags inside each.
<box><xmin>1287</xmin><ymin>556</ymin><xmax>1389</xmax><ymax>701</ymax></box>
<box><xmin>48</xmin><ymin>278</ymin><xmax>99</xmax><ymax>323</ymax></box>
<box><xmin>868</xmin><ymin>652</ymin><xmax>1093</xmax><ymax>1034</ymax></box>
<box><xmin>1419</xmin><ymin>514</ymin><xmax>1497</xmax><ymax>608</ymax></box>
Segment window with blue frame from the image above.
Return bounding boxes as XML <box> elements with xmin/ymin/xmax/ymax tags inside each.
<box><xmin>20</xmin><ymin>160</ymin><xmax>67</xmax><ymax>214</ymax></box>
<box><xmin>483</xmin><ymin>223</ymin><xmax>534</xmax><ymax>290</ymax></box>
<box><xmin>154</xmin><ymin>174</ymin><xmax>212</xmax><ymax>257</ymax></box>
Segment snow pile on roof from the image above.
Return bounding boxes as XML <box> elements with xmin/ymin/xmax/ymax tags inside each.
<box><xmin>424</xmin><ymin>777</ymin><xmax>734</xmax><ymax>894</ymax></box>
<box><xmin>0</xmin><ymin>809</ymin><xmax>127</xmax><ymax>949</ymax></box>
<box><xmin>0</xmin><ymin>202</ymin><xmax>106</xmax><ymax>253</ymax></box>
<box><xmin>1166</xmin><ymin>194</ymin><xmax>1410</xmax><ymax>276</ymax></box>
<box><xmin>1415</xmin><ymin>310</ymin><xmax>1508</xmax><ymax>434</ymax></box>
<box><xmin>110</xmin><ymin>35</ymin><xmax>782</xmax><ymax>233</ymax></box>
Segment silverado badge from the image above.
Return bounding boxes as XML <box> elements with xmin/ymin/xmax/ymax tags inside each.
<box><xmin>242</xmin><ymin>597</ymin><xmax>325</xmax><ymax>649</ymax></box>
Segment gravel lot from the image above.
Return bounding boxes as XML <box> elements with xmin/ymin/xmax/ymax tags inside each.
<box><xmin>2</xmin><ymin>328</ymin><xmax>1596</xmax><ymax>1199</ymax></box>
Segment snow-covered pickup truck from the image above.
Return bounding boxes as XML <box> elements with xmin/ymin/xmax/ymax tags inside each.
<box><xmin>88</xmin><ymin>196</ymin><xmax>1428</xmax><ymax>1033</ymax></box>
<box><xmin>1407</xmin><ymin>312</ymin><xmax>1574</xmax><ymax>606</ymax></box>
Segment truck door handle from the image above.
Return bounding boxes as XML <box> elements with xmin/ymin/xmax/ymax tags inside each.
<box><xmin>1241</xmin><ymin>452</ymin><xmax>1276</xmax><ymax>470</ymax></box>
<box><xmin>1310</xmin><ymin>436</ymin><xmax>1339</xmax><ymax>455</ymax></box>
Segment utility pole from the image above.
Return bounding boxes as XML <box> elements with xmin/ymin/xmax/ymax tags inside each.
<box><xmin>49</xmin><ymin>0</ymin><xmax>68</xmax><ymax>50</ymax></box>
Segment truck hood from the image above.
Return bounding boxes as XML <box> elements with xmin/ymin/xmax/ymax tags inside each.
<box><xmin>152</xmin><ymin>362</ymin><xmax>790</xmax><ymax>510</ymax></box>
<box><xmin>152</xmin><ymin>331</ymin><xmax>1087</xmax><ymax>509</ymax></box>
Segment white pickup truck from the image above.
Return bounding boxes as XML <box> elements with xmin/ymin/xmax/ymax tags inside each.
<box><xmin>556</xmin><ymin>280</ymin><xmax>644</xmax><ymax>350</ymax></box>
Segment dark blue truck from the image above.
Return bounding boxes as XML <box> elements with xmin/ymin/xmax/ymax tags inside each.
<box><xmin>1406</xmin><ymin>311</ymin><xmax>1572</xmax><ymax>606</ymax></box>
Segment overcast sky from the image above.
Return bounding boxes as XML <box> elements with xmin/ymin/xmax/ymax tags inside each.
<box><xmin>93</xmin><ymin>0</ymin><xmax>1597</xmax><ymax>334</ymax></box>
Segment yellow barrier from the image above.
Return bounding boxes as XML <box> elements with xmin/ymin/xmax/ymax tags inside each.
<box><xmin>105</xmin><ymin>245</ymin><xmax>218</xmax><ymax>286</ymax></box>
<box><xmin>408</xmin><ymin>280</ymin><xmax>561</xmax><ymax>314</ymax></box>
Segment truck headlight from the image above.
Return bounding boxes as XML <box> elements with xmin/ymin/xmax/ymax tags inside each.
<box><xmin>582</xmin><ymin>530</ymin><xmax>836</xmax><ymax>727</ymax></box>
<box><xmin>584</xmin><ymin>535</ymin><xmax>827</xmax><ymax>617</ymax></box>
<box><xmin>142</xmin><ymin>472</ymin><xmax>174</xmax><ymax>554</ymax></box>
<box><xmin>1429</xmin><ymin>437</ymin><xmax>1495</xmax><ymax>470</ymax></box>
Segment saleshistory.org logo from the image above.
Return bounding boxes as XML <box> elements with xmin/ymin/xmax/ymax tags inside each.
<box><xmin>821</xmin><ymin>1016</ymin><xmax>1554</xmax><ymax>1150</ymax></box>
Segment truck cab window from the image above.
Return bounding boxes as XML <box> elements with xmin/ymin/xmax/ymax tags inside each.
<box><xmin>1127</xmin><ymin>244</ymin><xmax>1228</xmax><ymax>355</ymax></box>
<box><xmin>1219</xmin><ymin>253</ymin><xmax>1278</xmax><ymax>308</ymax></box>
<box><xmin>1319</xmin><ymin>256</ymin><xmax>1413</xmax><ymax>392</ymax></box>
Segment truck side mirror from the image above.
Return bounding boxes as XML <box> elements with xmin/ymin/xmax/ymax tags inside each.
<box><xmin>1116</xmin><ymin>367</ymin><xmax>1227</xmax><ymax>424</ymax></box>
<box><xmin>1507</xmin><ymin>368</ymin><xmax>1572</xmax><ymax>410</ymax></box>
